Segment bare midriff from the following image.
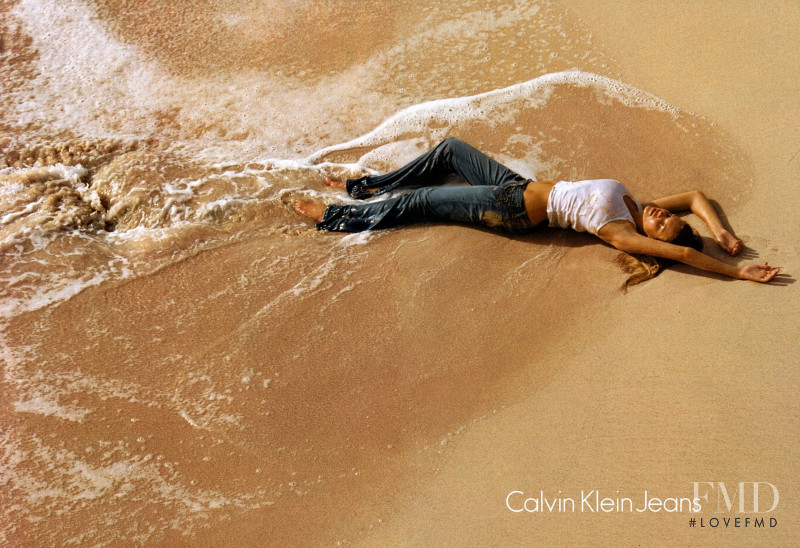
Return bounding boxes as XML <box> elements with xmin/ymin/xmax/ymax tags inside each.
<box><xmin>523</xmin><ymin>180</ymin><xmax>558</xmax><ymax>226</ymax></box>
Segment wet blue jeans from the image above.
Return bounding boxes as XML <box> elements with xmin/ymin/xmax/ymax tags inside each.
<box><xmin>315</xmin><ymin>138</ymin><xmax>535</xmax><ymax>233</ymax></box>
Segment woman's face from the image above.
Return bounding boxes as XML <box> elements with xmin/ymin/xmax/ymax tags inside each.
<box><xmin>643</xmin><ymin>205</ymin><xmax>683</xmax><ymax>241</ymax></box>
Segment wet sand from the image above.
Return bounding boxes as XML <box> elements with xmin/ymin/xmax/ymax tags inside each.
<box><xmin>1</xmin><ymin>1</ymin><xmax>798</xmax><ymax>545</ymax></box>
<box><xmin>363</xmin><ymin>2</ymin><xmax>800</xmax><ymax>545</ymax></box>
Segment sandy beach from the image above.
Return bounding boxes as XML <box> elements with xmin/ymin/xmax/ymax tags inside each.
<box><xmin>1</xmin><ymin>1</ymin><xmax>798</xmax><ymax>545</ymax></box>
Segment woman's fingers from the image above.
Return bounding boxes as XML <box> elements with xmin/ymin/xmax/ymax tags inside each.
<box><xmin>740</xmin><ymin>263</ymin><xmax>782</xmax><ymax>282</ymax></box>
<box><xmin>760</xmin><ymin>266</ymin><xmax>781</xmax><ymax>281</ymax></box>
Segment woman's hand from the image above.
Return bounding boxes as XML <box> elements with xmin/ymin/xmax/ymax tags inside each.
<box><xmin>738</xmin><ymin>264</ymin><xmax>781</xmax><ymax>283</ymax></box>
<box><xmin>716</xmin><ymin>229</ymin><xmax>742</xmax><ymax>256</ymax></box>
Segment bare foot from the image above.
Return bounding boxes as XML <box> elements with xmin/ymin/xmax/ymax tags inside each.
<box><xmin>293</xmin><ymin>200</ymin><xmax>327</xmax><ymax>222</ymax></box>
<box><xmin>716</xmin><ymin>229</ymin><xmax>743</xmax><ymax>256</ymax></box>
<box><xmin>324</xmin><ymin>177</ymin><xmax>347</xmax><ymax>190</ymax></box>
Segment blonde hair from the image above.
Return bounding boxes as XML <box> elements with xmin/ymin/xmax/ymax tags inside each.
<box><xmin>615</xmin><ymin>253</ymin><xmax>665</xmax><ymax>293</ymax></box>
<box><xmin>616</xmin><ymin>222</ymin><xmax>703</xmax><ymax>293</ymax></box>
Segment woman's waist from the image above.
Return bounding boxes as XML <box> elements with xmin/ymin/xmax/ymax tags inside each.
<box><xmin>523</xmin><ymin>180</ymin><xmax>558</xmax><ymax>225</ymax></box>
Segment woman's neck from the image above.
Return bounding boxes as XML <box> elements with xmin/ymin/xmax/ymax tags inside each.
<box><xmin>623</xmin><ymin>195</ymin><xmax>644</xmax><ymax>232</ymax></box>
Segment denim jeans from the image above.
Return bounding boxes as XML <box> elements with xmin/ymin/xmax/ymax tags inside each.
<box><xmin>315</xmin><ymin>138</ymin><xmax>535</xmax><ymax>233</ymax></box>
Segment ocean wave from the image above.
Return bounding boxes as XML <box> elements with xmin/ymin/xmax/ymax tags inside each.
<box><xmin>0</xmin><ymin>68</ymin><xmax>749</xmax><ymax>318</ymax></box>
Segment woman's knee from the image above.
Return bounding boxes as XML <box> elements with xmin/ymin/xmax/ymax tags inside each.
<box><xmin>440</xmin><ymin>136</ymin><xmax>465</xmax><ymax>150</ymax></box>
<box><xmin>437</xmin><ymin>137</ymin><xmax>471</xmax><ymax>163</ymax></box>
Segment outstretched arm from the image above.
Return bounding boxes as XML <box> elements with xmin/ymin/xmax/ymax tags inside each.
<box><xmin>599</xmin><ymin>224</ymin><xmax>780</xmax><ymax>283</ymax></box>
<box><xmin>649</xmin><ymin>190</ymin><xmax>742</xmax><ymax>255</ymax></box>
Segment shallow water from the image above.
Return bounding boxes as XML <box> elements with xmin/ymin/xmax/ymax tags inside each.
<box><xmin>0</xmin><ymin>0</ymin><xmax>769</xmax><ymax>545</ymax></box>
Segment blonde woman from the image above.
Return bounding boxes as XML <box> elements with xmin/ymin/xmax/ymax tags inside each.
<box><xmin>294</xmin><ymin>138</ymin><xmax>780</xmax><ymax>289</ymax></box>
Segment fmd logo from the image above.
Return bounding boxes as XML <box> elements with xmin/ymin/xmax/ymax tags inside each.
<box><xmin>692</xmin><ymin>482</ymin><xmax>779</xmax><ymax>513</ymax></box>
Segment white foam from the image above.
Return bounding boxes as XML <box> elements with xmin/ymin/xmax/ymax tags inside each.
<box><xmin>340</xmin><ymin>232</ymin><xmax>375</xmax><ymax>246</ymax></box>
<box><xmin>12</xmin><ymin>0</ymin><xmax>170</xmax><ymax>137</ymax></box>
<box><xmin>307</xmin><ymin>71</ymin><xmax>679</xmax><ymax>165</ymax></box>
<box><xmin>1</xmin><ymin>164</ymin><xmax>89</xmax><ymax>226</ymax></box>
<box><xmin>14</xmin><ymin>394</ymin><xmax>91</xmax><ymax>422</ymax></box>
<box><xmin>1</xmin><ymin>194</ymin><xmax>46</xmax><ymax>226</ymax></box>
<box><xmin>0</xmin><ymin>428</ymin><xmax>275</xmax><ymax>544</ymax></box>
<box><xmin>0</xmin><ymin>251</ymin><xmax>125</xmax><ymax>317</ymax></box>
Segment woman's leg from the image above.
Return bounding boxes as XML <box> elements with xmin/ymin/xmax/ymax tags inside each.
<box><xmin>345</xmin><ymin>137</ymin><xmax>525</xmax><ymax>199</ymax></box>
<box><xmin>315</xmin><ymin>184</ymin><xmax>514</xmax><ymax>232</ymax></box>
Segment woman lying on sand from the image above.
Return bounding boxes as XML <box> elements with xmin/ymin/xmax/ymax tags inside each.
<box><xmin>294</xmin><ymin>138</ymin><xmax>780</xmax><ymax>290</ymax></box>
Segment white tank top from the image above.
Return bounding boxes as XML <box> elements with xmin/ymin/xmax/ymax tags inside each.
<box><xmin>547</xmin><ymin>179</ymin><xmax>642</xmax><ymax>234</ymax></box>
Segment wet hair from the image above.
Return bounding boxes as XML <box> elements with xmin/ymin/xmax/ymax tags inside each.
<box><xmin>615</xmin><ymin>221</ymin><xmax>703</xmax><ymax>293</ymax></box>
